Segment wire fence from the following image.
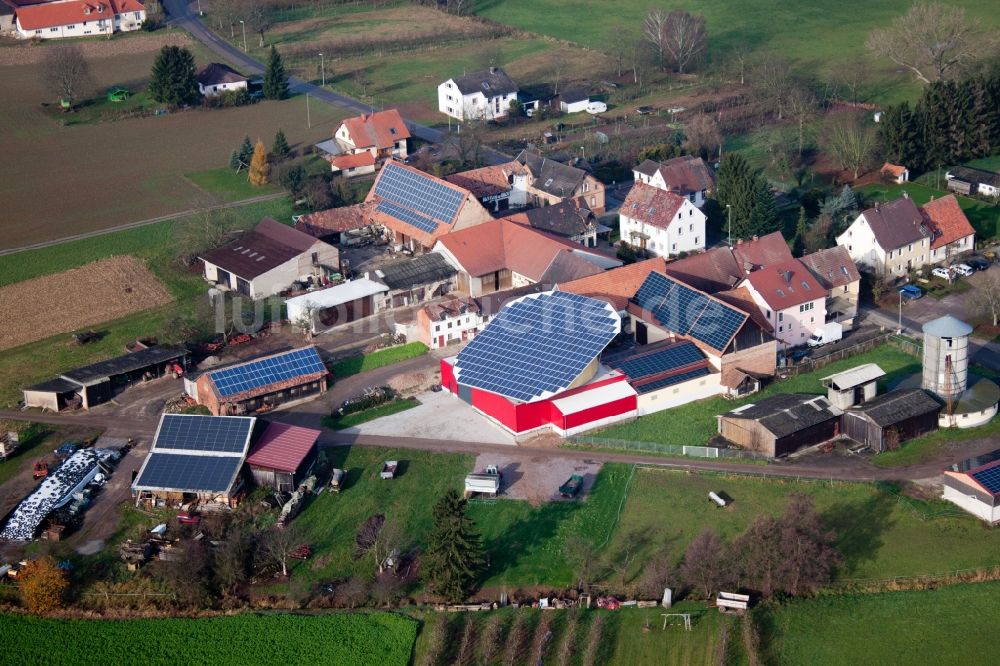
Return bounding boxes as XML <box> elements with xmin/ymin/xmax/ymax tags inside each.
<box><xmin>568</xmin><ymin>436</ymin><xmax>770</xmax><ymax>461</ymax></box>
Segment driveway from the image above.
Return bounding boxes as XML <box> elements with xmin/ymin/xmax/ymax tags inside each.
<box><xmin>472</xmin><ymin>452</ymin><xmax>601</xmax><ymax>504</ymax></box>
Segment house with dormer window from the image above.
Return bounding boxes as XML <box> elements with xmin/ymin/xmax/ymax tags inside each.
<box><xmin>618</xmin><ymin>182</ymin><xmax>706</xmax><ymax>257</ymax></box>
<box><xmin>13</xmin><ymin>0</ymin><xmax>144</xmax><ymax>39</ymax></box>
<box><xmin>438</xmin><ymin>67</ymin><xmax>519</xmax><ymax>121</ymax></box>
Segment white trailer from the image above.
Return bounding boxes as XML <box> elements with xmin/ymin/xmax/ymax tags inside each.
<box><xmin>717</xmin><ymin>591</ymin><xmax>750</xmax><ymax>613</ymax></box>
<box><xmin>464</xmin><ymin>464</ymin><xmax>501</xmax><ymax>498</ymax></box>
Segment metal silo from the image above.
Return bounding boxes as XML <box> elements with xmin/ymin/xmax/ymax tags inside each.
<box><xmin>922</xmin><ymin>315</ymin><xmax>973</xmax><ymax>401</ymax></box>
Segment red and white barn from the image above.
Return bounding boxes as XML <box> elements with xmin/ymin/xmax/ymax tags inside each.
<box><xmin>440</xmin><ymin>290</ymin><xmax>638</xmax><ymax>439</ymax></box>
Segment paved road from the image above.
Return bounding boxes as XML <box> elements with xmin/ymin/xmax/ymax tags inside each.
<box><xmin>0</xmin><ymin>192</ymin><xmax>286</xmax><ymax>257</ymax></box>
<box><xmin>163</xmin><ymin>0</ymin><xmax>510</xmax><ymax>165</ymax></box>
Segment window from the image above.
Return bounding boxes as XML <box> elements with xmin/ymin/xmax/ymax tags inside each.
<box><xmin>695</xmin><ymin>237</ymin><xmax>699</xmax><ymax>245</ymax></box>
<box><xmin>765</xmin><ymin>310</ymin><xmax>771</xmax><ymax>319</ymax></box>
<box><xmin>590</xmin><ymin>196</ymin><xmax>595</xmax><ymax>206</ymax></box>
<box><xmin>689</xmin><ymin>193</ymin><xmax>695</xmax><ymax>202</ymax></box>
<box><xmin>848</xmin><ymin>245</ymin><xmax>852</xmax><ymax>252</ymax></box>
<box><xmin>582</xmin><ymin>182</ymin><xmax>589</xmax><ymax>192</ymax></box>
<box><xmin>689</xmin><ymin>209</ymin><xmax>693</xmax><ymax>216</ymax></box>
<box><xmin>67</xmin><ymin>24</ymin><xmax>75</xmax><ymax>28</ymax></box>
<box><xmin>799</xmin><ymin>302</ymin><xmax>814</xmax><ymax>313</ymax></box>
<box><xmin>434</xmin><ymin>324</ymin><xmax>441</xmax><ymax>332</ymax></box>
<box><xmin>689</xmin><ymin>224</ymin><xmax>693</xmax><ymax>231</ymax></box>
<box><xmin>779</xmin><ymin>325</ymin><xmax>784</xmax><ymax>332</ymax></box>
<box><xmin>908</xmin><ymin>243</ymin><xmax>912</xmax><ymax>252</ymax></box>
<box><xmin>678</xmin><ymin>227</ymin><xmax>683</xmax><ymax>235</ymax></box>
<box><xmin>134</xmin><ymin>11</ymin><xmax>141</xmax><ymax>18</ymax></box>
<box><xmin>50</xmin><ymin>27</ymin><xmax>59</xmax><ymax>31</ymax></box>
<box><xmin>672</xmin><ymin>243</ymin><xmax>677</xmax><ymax>251</ymax></box>
<box><xmin>778</xmin><ymin>312</ymin><xmax>784</xmax><ymax>322</ymax></box>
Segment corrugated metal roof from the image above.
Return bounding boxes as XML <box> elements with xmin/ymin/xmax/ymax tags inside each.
<box><xmin>821</xmin><ymin>363</ymin><xmax>886</xmax><ymax>391</ymax></box>
<box><xmin>245</xmin><ymin>422</ymin><xmax>320</xmax><ymax>473</ymax></box>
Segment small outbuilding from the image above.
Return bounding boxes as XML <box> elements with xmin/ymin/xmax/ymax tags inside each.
<box><xmin>821</xmin><ymin>363</ymin><xmax>885</xmax><ymax>410</ymax></box>
<box><xmin>23</xmin><ymin>345</ymin><xmax>189</xmax><ymax>411</ymax></box>
<box><xmin>285</xmin><ymin>278</ymin><xmax>389</xmax><ymax>334</ymax></box>
<box><xmin>559</xmin><ymin>89</ymin><xmax>590</xmax><ymax>114</ymax></box>
<box><xmin>717</xmin><ymin>394</ymin><xmax>843</xmax><ymax>457</ymax></box>
<box><xmin>196</xmin><ymin>63</ymin><xmax>248</xmax><ymax>97</ymax></box>
<box><xmin>245</xmin><ymin>422</ymin><xmax>321</xmax><ymax>492</ymax></box>
<box><xmin>375</xmin><ymin>253</ymin><xmax>457</xmax><ymax>308</ymax></box>
<box><xmin>841</xmin><ymin>388</ymin><xmax>941</xmax><ymax>452</ymax></box>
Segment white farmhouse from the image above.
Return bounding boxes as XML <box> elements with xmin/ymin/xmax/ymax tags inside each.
<box><xmin>438</xmin><ymin>67</ymin><xmax>518</xmax><ymax>122</ymax></box>
<box><xmin>836</xmin><ymin>196</ymin><xmax>931</xmax><ymax>277</ymax></box>
<box><xmin>14</xmin><ymin>0</ymin><xmax>145</xmax><ymax>39</ymax></box>
<box><xmin>196</xmin><ymin>63</ymin><xmax>248</xmax><ymax>98</ymax></box>
<box><xmin>633</xmin><ymin>156</ymin><xmax>715</xmax><ymax>208</ymax></box>
<box><xmin>741</xmin><ymin>259</ymin><xmax>826</xmax><ymax>348</ymax></box>
<box><xmin>619</xmin><ymin>182</ymin><xmax>706</xmax><ymax>257</ymax></box>
<box><xmin>199</xmin><ymin>218</ymin><xmax>340</xmax><ymax>300</ymax></box>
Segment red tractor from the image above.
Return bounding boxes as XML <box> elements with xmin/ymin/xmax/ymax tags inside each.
<box><xmin>32</xmin><ymin>460</ymin><xmax>49</xmax><ymax>480</ymax></box>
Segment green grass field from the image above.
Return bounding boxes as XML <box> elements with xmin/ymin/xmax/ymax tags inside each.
<box><xmin>0</xmin><ymin>612</ymin><xmax>417</xmax><ymax>666</ymax></box>
<box><xmin>186</xmin><ymin>167</ymin><xmax>281</xmax><ymax>201</ymax></box>
<box><xmin>472</xmin><ymin>0</ymin><xmax>1000</xmax><ymax>105</ymax></box>
<box><xmin>331</xmin><ymin>343</ymin><xmax>429</xmax><ymax>378</ymax></box>
<box><xmin>0</xmin><ymin>199</ymin><xmax>293</xmax><ymax>406</ymax></box>
<box><xmin>858</xmin><ymin>181</ymin><xmax>1000</xmax><ymax>241</ymax></box>
<box><xmin>760</xmin><ymin>582</ymin><xmax>1000</xmax><ymax>665</ymax></box>
<box><xmin>593</xmin><ymin>347</ymin><xmax>919</xmax><ymax>449</ymax></box>
<box><xmin>323</xmin><ymin>398</ymin><xmax>420</xmax><ymax>430</ymax></box>
<box><xmin>872</xmin><ymin>415</ymin><xmax>1000</xmax><ymax>468</ymax></box>
<box><xmin>609</xmin><ymin>469</ymin><xmax>1000</xmax><ymax>584</ymax></box>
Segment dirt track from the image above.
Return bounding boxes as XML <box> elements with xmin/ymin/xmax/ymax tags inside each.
<box><xmin>0</xmin><ymin>256</ymin><xmax>172</xmax><ymax>351</ymax></box>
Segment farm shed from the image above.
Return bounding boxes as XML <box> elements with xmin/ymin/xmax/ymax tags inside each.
<box><xmin>374</xmin><ymin>253</ymin><xmax>457</xmax><ymax>308</ymax></box>
<box><xmin>245</xmin><ymin>422</ymin><xmax>320</xmax><ymax>492</ymax></box>
<box><xmin>841</xmin><ymin>388</ymin><xmax>941</xmax><ymax>452</ymax></box>
<box><xmin>23</xmin><ymin>345</ymin><xmax>188</xmax><ymax>411</ymax></box>
<box><xmin>193</xmin><ymin>346</ymin><xmax>328</xmax><ymax>416</ymax></box>
<box><xmin>821</xmin><ymin>363</ymin><xmax>885</xmax><ymax>410</ymax></box>
<box><xmin>942</xmin><ymin>457</ymin><xmax>1000</xmax><ymax>523</ymax></box>
<box><xmin>285</xmin><ymin>278</ymin><xmax>389</xmax><ymax>334</ymax></box>
<box><xmin>717</xmin><ymin>394</ymin><xmax>843</xmax><ymax>457</ymax></box>
<box><xmin>132</xmin><ymin>414</ymin><xmax>256</xmax><ymax>508</ymax></box>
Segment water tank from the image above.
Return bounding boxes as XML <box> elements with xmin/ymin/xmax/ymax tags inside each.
<box><xmin>922</xmin><ymin>315</ymin><xmax>972</xmax><ymax>400</ymax></box>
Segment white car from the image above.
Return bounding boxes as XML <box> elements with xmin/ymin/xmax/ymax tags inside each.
<box><xmin>952</xmin><ymin>263</ymin><xmax>974</xmax><ymax>277</ymax></box>
<box><xmin>586</xmin><ymin>101</ymin><xmax>607</xmax><ymax>114</ymax></box>
<box><xmin>931</xmin><ymin>267</ymin><xmax>952</xmax><ymax>280</ymax></box>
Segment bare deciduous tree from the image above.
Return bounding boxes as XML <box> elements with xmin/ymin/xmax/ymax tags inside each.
<box><xmin>776</xmin><ymin>493</ymin><xmax>840</xmax><ymax>596</ymax></box>
<box><xmin>866</xmin><ymin>2</ymin><xmax>986</xmax><ymax>84</ymax></box>
<box><xmin>833</xmin><ymin>55</ymin><xmax>873</xmax><ymax>106</ymax></box>
<box><xmin>643</xmin><ymin>8</ymin><xmax>669</xmax><ymax>70</ymax></box>
<box><xmin>972</xmin><ymin>272</ymin><xmax>1000</xmax><ymax>327</ymax></box>
<box><xmin>683</xmin><ymin>113</ymin><xmax>723</xmax><ymax>160</ymax></box>
<box><xmin>660</xmin><ymin>9</ymin><xmax>707</xmax><ymax>74</ymax></box>
<box><xmin>786</xmin><ymin>84</ymin><xmax>818</xmax><ymax>159</ymax></box>
<box><xmin>680</xmin><ymin>528</ymin><xmax>725</xmax><ymax>598</ymax></box>
<box><xmin>823</xmin><ymin>114</ymin><xmax>878</xmax><ymax>179</ymax></box>
<box><xmin>43</xmin><ymin>44</ymin><xmax>94</xmax><ymax>106</ymax></box>
<box><xmin>259</xmin><ymin>526</ymin><xmax>300</xmax><ymax>577</ymax></box>
<box><xmin>751</xmin><ymin>58</ymin><xmax>792</xmax><ymax>120</ymax></box>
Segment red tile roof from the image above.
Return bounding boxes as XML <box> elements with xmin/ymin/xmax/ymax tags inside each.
<box><xmin>199</xmin><ymin>219</ymin><xmax>322</xmax><ymax>280</ymax></box>
<box><xmin>340</xmin><ymin>109</ymin><xmax>410</xmax><ymax>150</ymax></box>
<box><xmin>435</xmin><ymin>218</ymin><xmax>610</xmax><ymax>283</ymax></box>
<box><xmin>745</xmin><ymin>259</ymin><xmax>824</xmax><ymax>310</ymax></box>
<box><xmin>799</xmin><ymin>246</ymin><xmax>860</xmax><ymax>290</ymax></box>
<box><xmin>296</xmin><ymin>204</ymin><xmax>371</xmax><ymax>236</ymax></box>
<box><xmin>15</xmin><ymin>0</ymin><xmax>129</xmax><ymax>30</ymax></box>
<box><xmin>245</xmin><ymin>422</ymin><xmax>320</xmax><ymax>473</ymax></box>
<box><xmin>445</xmin><ymin>162</ymin><xmax>523</xmax><ymax>198</ymax></box>
<box><xmin>559</xmin><ymin>257</ymin><xmax>667</xmax><ymax>310</ymax></box>
<box><xmin>655</xmin><ymin>155</ymin><xmax>715</xmax><ymax>194</ymax></box>
<box><xmin>620</xmin><ymin>182</ymin><xmax>688</xmax><ymax>229</ymax></box>
<box><xmin>329</xmin><ymin>152</ymin><xmax>376</xmax><ymax>170</ymax></box>
<box><xmin>732</xmin><ymin>232</ymin><xmax>793</xmax><ymax>272</ymax></box>
<box><xmin>921</xmin><ymin>194</ymin><xmax>976</xmax><ymax>250</ymax></box>
<box><xmin>881</xmin><ymin>162</ymin><xmax>907</xmax><ymax>178</ymax></box>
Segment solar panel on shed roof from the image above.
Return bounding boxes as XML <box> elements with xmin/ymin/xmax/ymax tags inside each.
<box><xmin>972</xmin><ymin>465</ymin><xmax>1000</xmax><ymax>494</ymax></box>
<box><xmin>375</xmin><ymin>162</ymin><xmax>465</xmax><ymax>225</ymax></box>
<box><xmin>612</xmin><ymin>342</ymin><xmax>704</xmax><ymax>380</ymax></box>
<box><xmin>633</xmin><ymin>273</ymin><xmax>746</xmax><ymax>352</ymax></box>
<box><xmin>635</xmin><ymin>367</ymin><xmax>710</xmax><ymax>394</ymax></box>
<box><xmin>453</xmin><ymin>291</ymin><xmax>619</xmax><ymax>403</ymax></box>
<box><xmin>209</xmin><ymin>347</ymin><xmax>325</xmax><ymax>398</ymax></box>
<box><xmin>153</xmin><ymin>414</ymin><xmax>255</xmax><ymax>454</ymax></box>
<box><xmin>135</xmin><ymin>453</ymin><xmax>243</xmax><ymax>493</ymax></box>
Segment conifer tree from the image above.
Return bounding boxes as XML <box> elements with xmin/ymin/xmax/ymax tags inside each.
<box><xmin>248</xmin><ymin>139</ymin><xmax>270</xmax><ymax>186</ymax></box>
<box><xmin>423</xmin><ymin>489</ymin><xmax>484</xmax><ymax>601</ymax></box>
<box><xmin>236</xmin><ymin>135</ymin><xmax>254</xmax><ymax>168</ymax></box>
<box><xmin>272</xmin><ymin>129</ymin><xmax>290</xmax><ymax>160</ymax></box>
<box><xmin>263</xmin><ymin>46</ymin><xmax>289</xmax><ymax>100</ymax></box>
<box><xmin>793</xmin><ymin>207</ymin><xmax>808</xmax><ymax>256</ymax></box>
<box><xmin>149</xmin><ymin>46</ymin><xmax>200</xmax><ymax>106</ymax></box>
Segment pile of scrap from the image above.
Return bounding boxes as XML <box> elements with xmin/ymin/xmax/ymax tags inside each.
<box><xmin>0</xmin><ymin>431</ymin><xmax>20</xmax><ymax>460</ymax></box>
<box><xmin>277</xmin><ymin>476</ymin><xmax>317</xmax><ymax>527</ymax></box>
<box><xmin>0</xmin><ymin>449</ymin><xmax>117</xmax><ymax>540</ymax></box>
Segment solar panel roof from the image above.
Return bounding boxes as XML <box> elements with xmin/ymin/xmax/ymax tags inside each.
<box><xmin>209</xmin><ymin>347</ymin><xmax>325</xmax><ymax>399</ymax></box>
<box><xmin>134</xmin><ymin>453</ymin><xmax>243</xmax><ymax>493</ymax></box>
<box><xmin>374</xmin><ymin>162</ymin><xmax>465</xmax><ymax>228</ymax></box>
<box><xmin>633</xmin><ymin>272</ymin><xmax>748</xmax><ymax>353</ymax></box>
<box><xmin>153</xmin><ymin>414</ymin><xmax>255</xmax><ymax>454</ymax></box>
<box><xmin>972</xmin><ymin>464</ymin><xmax>1000</xmax><ymax>494</ymax></box>
<box><xmin>453</xmin><ymin>291</ymin><xmax>619</xmax><ymax>403</ymax></box>
<box><xmin>612</xmin><ymin>341</ymin><xmax>705</xmax><ymax>381</ymax></box>
<box><xmin>635</xmin><ymin>367</ymin><xmax>710</xmax><ymax>394</ymax></box>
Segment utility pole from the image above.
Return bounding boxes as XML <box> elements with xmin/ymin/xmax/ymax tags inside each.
<box><xmin>726</xmin><ymin>204</ymin><xmax>732</xmax><ymax>246</ymax></box>
<box><xmin>319</xmin><ymin>52</ymin><xmax>325</xmax><ymax>87</ymax></box>
<box><xmin>306</xmin><ymin>92</ymin><xmax>311</xmax><ymax>128</ymax></box>
<box><xmin>897</xmin><ymin>289</ymin><xmax>903</xmax><ymax>333</ymax></box>
<box><xmin>239</xmin><ymin>20</ymin><xmax>247</xmax><ymax>53</ymax></box>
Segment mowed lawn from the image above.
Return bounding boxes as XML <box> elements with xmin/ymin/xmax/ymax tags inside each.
<box><xmin>0</xmin><ymin>198</ymin><xmax>293</xmax><ymax>406</ymax></box>
<box><xmin>0</xmin><ymin>31</ymin><xmax>346</xmax><ymax>249</ymax></box>
<box><xmin>593</xmin><ymin>347</ymin><xmax>920</xmax><ymax>448</ymax></box>
<box><xmin>762</xmin><ymin>582</ymin><xmax>1000</xmax><ymax>665</ymax></box>
<box><xmin>609</xmin><ymin>469</ymin><xmax>1000</xmax><ymax>583</ymax></box>
<box><xmin>858</xmin><ymin>181</ymin><xmax>1000</xmax><ymax>241</ymax></box>
<box><xmin>473</xmin><ymin>0</ymin><xmax>1000</xmax><ymax>104</ymax></box>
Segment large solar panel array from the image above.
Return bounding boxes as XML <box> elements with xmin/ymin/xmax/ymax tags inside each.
<box><xmin>374</xmin><ymin>162</ymin><xmax>465</xmax><ymax>231</ymax></box>
<box><xmin>153</xmin><ymin>414</ymin><xmax>255</xmax><ymax>454</ymax></box>
<box><xmin>972</xmin><ymin>464</ymin><xmax>1000</xmax><ymax>494</ymax></box>
<box><xmin>612</xmin><ymin>341</ymin><xmax>705</xmax><ymax>381</ymax></box>
<box><xmin>635</xmin><ymin>367</ymin><xmax>710</xmax><ymax>394</ymax></box>
<box><xmin>210</xmin><ymin>347</ymin><xmax>325</xmax><ymax>398</ymax></box>
<box><xmin>633</xmin><ymin>272</ymin><xmax>748</xmax><ymax>353</ymax></box>
<box><xmin>136</xmin><ymin>453</ymin><xmax>243</xmax><ymax>493</ymax></box>
<box><xmin>454</xmin><ymin>291</ymin><xmax>619</xmax><ymax>403</ymax></box>
<box><xmin>376</xmin><ymin>200</ymin><xmax>438</xmax><ymax>235</ymax></box>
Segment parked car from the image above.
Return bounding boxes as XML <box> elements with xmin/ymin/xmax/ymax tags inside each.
<box><xmin>952</xmin><ymin>263</ymin><xmax>974</xmax><ymax>277</ymax></box>
<box><xmin>966</xmin><ymin>256</ymin><xmax>990</xmax><ymax>271</ymax></box>
<box><xmin>898</xmin><ymin>284</ymin><xmax>924</xmax><ymax>300</ymax></box>
<box><xmin>586</xmin><ymin>101</ymin><xmax>607</xmax><ymax>114</ymax></box>
<box><xmin>931</xmin><ymin>267</ymin><xmax>952</xmax><ymax>280</ymax></box>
